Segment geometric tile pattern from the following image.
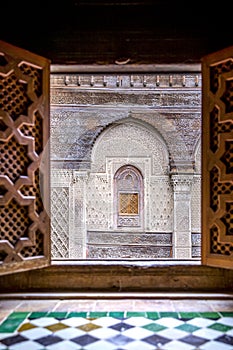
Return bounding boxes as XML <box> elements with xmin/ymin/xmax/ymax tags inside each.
<box><xmin>1</xmin><ymin>312</ymin><xmax>233</xmax><ymax>349</ymax></box>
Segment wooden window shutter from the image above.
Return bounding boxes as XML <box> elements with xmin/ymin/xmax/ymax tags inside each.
<box><xmin>202</xmin><ymin>46</ymin><xmax>233</xmax><ymax>269</ymax></box>
<box><xmin>0</xmin><ymin>40</ymin><xmax>51</xmax><ymax>275</ymax></box>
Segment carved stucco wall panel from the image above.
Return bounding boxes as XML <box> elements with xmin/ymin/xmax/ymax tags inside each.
<box><xmin>149</xmin><ymin>177</ymin><xmax>173</xmax><ymax>232</ymax></box>
<box><xmin>91</xmin><ymin>121</ymin><xmax>169</xmax><ymax>174</ymax></box>
<box><xmin>86</xmin><ymin>173</ymin><xmax>110</xmax><ymax>231</ymax></box>
<box><xmin>50</xmin><ymin>72</ymin><xmax>202</xmax><ymax>259</ymax></box>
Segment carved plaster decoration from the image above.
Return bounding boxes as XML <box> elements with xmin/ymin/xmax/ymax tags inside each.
<box><xmin>51</xmin><ymin>187</ymin><xmax>69</xmax><ymax>258</ymax></box>
<box><xmin>171</xmin><ymin>175</ymin><xmax>194</xmax><ymax>192</ymax></box>
<box><xmin>91</xmin><ymin>120</ymin><xmax>169</xmax><ymax>175</ymax></box>
<box><xmin>50</xmin><ymin>73</ymin><xmax>202</xmax><ymax>89</ymax></box>
<box><xmin>49</xmin><ymin>71</ymin><xmax>202</xmax><ymax>260</ymax></box>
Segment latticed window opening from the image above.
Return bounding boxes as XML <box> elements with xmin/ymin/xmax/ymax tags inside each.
<box><xmin>119</xmin><ymin>193</ymin><xmax>139</xmax><ymax>215</ymax></box>
<box><xmin>114</xmin><ymin>165</ymin><xmax>143</xmax><ymax>228</ymax></box>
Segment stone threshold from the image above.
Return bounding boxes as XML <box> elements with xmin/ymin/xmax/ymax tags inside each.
<box><xmin>0</xmin><ymin>292</ymin><xmax>232</xmax><ymax>300</ymax></box>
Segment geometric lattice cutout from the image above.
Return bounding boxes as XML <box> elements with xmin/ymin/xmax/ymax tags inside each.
<box><xmin>0</xmin><ymin>199</ymin><xmax>33</xmax><ymax>248</ymax></box>
<box><xmin>19</xmin><ymin>62</ymin><xmax>43</xmax><ymax>99</ymax></box>
<box><xmin>202</xmin><ymin>46</ymin><xmax>233</xmax><ymax>269</ymax></box>
<box><xmin>0</xmin><ymin>72</ymin><xmax>32</xmax><ymax>121</ymax></box>
<box><xmin>210</xmin><ymin>166</ymin><xmax>233</xmax><ymax>212</ymax></box>
<box><xmin>119</xmin><ymin>193</ymin><xmax>138</xmax><ymax>214</ymax></box>
<box><xmin>0</xmin><ymin>136</ymin><xmax>31</xmax><ymax>183</ymax></box>
<box><xmin>20</xmin><ymin>111</ymin><xmax>43</xmax><ymax>156</ymax></box>
<box><xmin>210</xmin><ymin>224</ymin><xmax>233</xmax><ymax>255</ymax></box>
<box><xmin>220</xmin><ymin>202</ymin><xmax>233</xmax><ymax>236</ymax></box>
<box><xmin>0</xmin><ymin>40</ymin><xmax>50</xmax><ymax>275</ymax></box>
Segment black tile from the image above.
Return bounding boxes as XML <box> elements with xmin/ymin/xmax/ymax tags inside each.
<box><xmin>179</xmin><ymin>317</ymin><xmax>193</xmax><ymax>321</ymax></box>
<box><xmin>110</xmin><ymin>322</ymin><xmax>134</xmax><ymax>332</ymax></box>
<box><xmin>71</xmin><ymin>334</ymin><xmax>99</xmax><ymax>346</ymax></box>
<box><xmin>0</xmin><ymin>334</ymin><xmax>27</xmax><ymax>346</ymax></box>
<box><xmin>108</xmin><ymin>334</ymin><xmax>134</xmax><ymax>345</ymax></box>
<box><xmin>36</xmin><ymin>334</ymin><xmax>63</xmax><ymax>346</ymax></box>
<box><xmin>142</xmin><ymin>334</ymin><xmax>170</xmax><ymax>346</ymax></box>
<box><xmin>216</xmin><ymin>334</ymin><xmax>233</xmax><ymax>345</ymax></box>
<box><xmin>180</xmin><ymin>334</ymin><xmax>208</xmax><ymax>346</ymax></box>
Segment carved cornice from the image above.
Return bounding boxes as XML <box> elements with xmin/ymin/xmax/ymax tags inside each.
<box><xmin>51</xmin><ymin>73</ymin><xmax>201</xmax><ymax>89</ymax></box>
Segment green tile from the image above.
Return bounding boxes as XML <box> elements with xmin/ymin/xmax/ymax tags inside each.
<box><xmin>146</xmin><ymin>311</ymin><xmax>160</xmax><ymax>320</ymax></box>
<box><xmin>67</xmin><ymin>312</ymin><xmax>88</xmax><ymax>318</ymax></box>
<box><xmin>143</xmin><ymin>323</ymin><xmax>167</xmax><ymax>332</ymax></box>
<box><xmin>176</xmin><ymin>323</ymin><xmax>200</xmax><ymax>333</ymax></box>
<box><xmin>88</xmin><ymin>312</ymin><xmax>108</xmax><ymax>318</ymax></box>
<box><xmin>29</xmin><ymin>312</ymin><xmax>48</xmax><ymax>319</ymax></box>
<box><xmin>159</xmin><ymin>312</ymin><xmax>179</xmax><ymax>318</ymax></box>
<box><xmin>0</xmin><ymin>318</ymin><xmax>24</xmax><ymax>333</ymax></box>
<box><xmin>200</xmin><ymin>312</ymin><xmax>221</xmax><ymax>319</ymax></box>
<box><xmin>8</xmin><ymin>312</ymin><xmax>29</xmax><ymax>319</ymax></box>
<box><xmin>179</xmin><ymin>312</ymin><xmax>200</xmax><ymax>319</ymax></box>
<box><xmin>46</xmin><ymin>312</ymin><xmax>68</xmax><ymax>318</ymax></box>
<box><xmin>126</xmin><ymin>312</ymin><xmax>146</xmax><ymax>317</ymax></box>
<box><xmin>208</xmin><ymin>322</ymin><xmax>233</xmax><ymax>332</ymax></box>
<box><xmin>146</xmin><ymin>312</ymin><xmax>159</xmax><ymax>320</ymax></box>
<box><xmin>219</xmin><ymin>312</ymin><xmax>233</xmax><ymax>317</ymax></box>
<box><xmin>108</xmin><ymin>312</ymin><xmax>125</xmax><ymax>319</ymax></box>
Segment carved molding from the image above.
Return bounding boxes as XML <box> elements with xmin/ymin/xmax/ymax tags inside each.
<box><xmin>51</xmin><ymin>73</ymin><xmax>202</xmax><ymax>89</ymax></box>
<box><xmin>171</xmin><ymin>175</ymin><xmax>194</xmax><ymax>192</ymax></box>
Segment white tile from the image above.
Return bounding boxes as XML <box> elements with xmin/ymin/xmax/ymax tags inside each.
<box><xmin>85</xmin><ymin>339</ymin><xmax>117</xmax><ymax>350</ymax></box>
<box><xmin>219</xmin><ymin>317</ymin><xmax>233</xmax><ymax>326</ymax></box>
<box><xmin>154</xmin><ymin>317</ymin><xmax>183</xmax><ymax>328</ymax></box>
<box><xmin>47</xmin><ymin>340</ymin><xmax>82</xmax><ymax>349</ymax></box>
<box><xmin>62</xmin><ymin>317</ymin><xmax>89</xmax><ymax>327</ymax></box>
<box><xmin>193</xmin><ymin>327</ymin><xmax>222</xmax><ymax>340</ymax></box>
<box><xmin>123</xmin><ymin>317</ymin><xmax>152</xmax><ymax>327</ymax></box>
<box><xmin>30</xmin><ymin>317</ymin><xmax>58</xmax><ymax>327</ymax></box>
<box><xmin>186</xmin><ymin>318</ymin><xmax>214</xmax><ymax>327</ymax></box>
<box><xmin>162</xmin><ymin>340</ymin><xmax>194</xmax><ymax>349</ymax></box>
<box><xmin>0</xmin><ymin>343</ymin><xmax>7</xmax><ymax>349</ymax></box>
<box><xmin>10</xmin><ymin>340</ymin><xmax>42</xmax><ymax>350</ymax></box>
<box><xmin>90</xmin><ymin>326</ymin><xmax>119</xmax><ymax>339</ymax></box>
<box><xmin>226</xmin><ymin>328</ymin><xmax>233</xmax><ymax>336</ymax></box>
<box><xmin>200</xmin><ymin>340</ymin><xmax>233</xmax><ymax>349</ymax></box>
<box><xmin>92</xmin><ymin>317</ymin><xmax>121</xmax><ymax>327</ymax></box>
<box><xmin>0</xmin><ymin>332</ymin><xmax>14</xmax><ymax>340</ymax></box>
<box><xmin>158</xmin><ymin>327</ymin><xmax>188</xmax><ymax>340</ymax></box>
<box><xmin>121</xmin><ymin>326</ymin><xmax>153</xmax><ymax>340</ymax></box>
<box><xmin>20</xmin><ymin>326</ymin><xmax>51</xmax><ymax>340</ymax></box>
<box><xmin>121</xmin><ymin>339</ymin><xmax>155</xmax><ymax>350</ymax></box>
<box><xmin>55</xmin><ymin>326</ymin><xmax>86</xmax><ymax>339</ymax></box>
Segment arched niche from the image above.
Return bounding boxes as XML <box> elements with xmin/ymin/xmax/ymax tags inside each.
<box><xmin>114</xmin><ymin>164</ymin><xmax>144</xmax><ymax>229</ymax></box>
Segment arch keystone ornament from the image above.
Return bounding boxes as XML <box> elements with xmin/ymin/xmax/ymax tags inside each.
<box><xmin>202</xmin><ymin>45</ymin><xmax>233</xmax><ymax>269</ymax></box>
<box><xmin>0</xmin><ymin>40</ymin><xmax>50</xmax><ymax>275</ymax></box>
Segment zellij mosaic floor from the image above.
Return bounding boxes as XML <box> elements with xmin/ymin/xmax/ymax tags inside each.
<box><xmin>1</xmin><ymin>311</ymin><xmax>233</xmax><ymax>349</ymax></box>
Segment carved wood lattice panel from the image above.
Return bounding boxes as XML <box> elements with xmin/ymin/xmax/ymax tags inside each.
<box><xmin>0</xmin><ymin>41</ymin><xmax>50</xmax><ymax>275</ymax></box>
<box><xmin>119</xmin><ymin>193</ymin><xmax>139</xmax><ymax>215</ymax></box>
<box><xmin>202</xmin><ymin>46</ymin><xmax>233</xmax><ymax>269</ymax></box>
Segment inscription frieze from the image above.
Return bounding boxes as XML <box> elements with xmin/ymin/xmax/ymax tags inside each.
<box><xmin>51</xmin><ymin>89</ymin><xmax>201</xmax><ymax>108</ymax></box>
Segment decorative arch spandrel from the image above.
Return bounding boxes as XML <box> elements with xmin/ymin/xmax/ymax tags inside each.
<box><xmin>0</xmin><ymin>40</ymin><xmax>51</xmax><ymax>275</ymax></box>
<box><xmin>202</xmin><ymin>46</ymin><xmax>233</xmax><ymax>269</ymax></box>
